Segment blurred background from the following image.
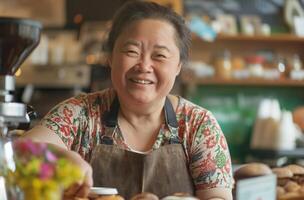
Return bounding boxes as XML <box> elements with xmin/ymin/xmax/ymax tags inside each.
<box><xmin>1</xmin><ymin>0</ymin><xmax>304</xmax><ymax>165</ymax></box>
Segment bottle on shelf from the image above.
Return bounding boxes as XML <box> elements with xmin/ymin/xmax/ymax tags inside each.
<box><xmin>291</xmin><ymin>54</ymin><xmax>303</xmax><ymax>71</ymax></box>
<box><xmin>288</xmin><ymin>54</ymin><xmax>304</xmax><ymax>80</ymax></box>
<box><xmin>214</xmin><ymin>49</ymin><xmax>232</xmax><ymax>79</ymax></box>
<box><xmin>274</xmin><ymin>55</ymin><xmax>287</xmax><ymax>79</ymax></box>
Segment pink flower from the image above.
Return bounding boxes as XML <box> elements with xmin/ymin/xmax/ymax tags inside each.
<box><xmin>45</xmin><ymin>150</ymin><xmax>58</xmax><ymax>163</ymax></box>
<box><xmin>14</xmin><ymin>139</ymin><xmax>47</xmax><ymax>156</ymax></box>
<box><xmin>27</xmin><ymin>142</ymin><xmax>47</xmax><ymax>156</ymax></box>
<box><xmin>14</xmin><ymin>140</ymin><xmax>30</xmax><ymax>153</ymax></box>
<box><xmin>39</xmin><ymin>163</ymin><xmax>55</xmax><ymax>180</ymax></box>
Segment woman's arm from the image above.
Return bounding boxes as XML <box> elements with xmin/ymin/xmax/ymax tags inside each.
<box><xmin>196</xmin><ymin>188</ymin><xmax>232</xmax><ymax>200</ymax></box>
<box><xmin>23</xmin><ymin>125</ymin><xmax>67</xmax><ymax>148</ymax></box>
<box><xmin>23</xmin><ymin>125</ymin><xmax>93</xmax><ymax>198</ymax></box>
<box><xmin>186</xmin><ymin>108</ymin><xmax>233</xmax><ymax>200</ymax></box>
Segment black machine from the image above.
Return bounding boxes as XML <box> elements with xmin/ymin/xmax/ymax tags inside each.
<box><xmin>0</xmin><ymin>17</ymin><xmax>41</xmax><ymax>200</ymax></box>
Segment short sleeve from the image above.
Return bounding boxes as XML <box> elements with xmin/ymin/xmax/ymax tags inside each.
<box><xmin>39</xmin><ymin>94</ymin><xmax>89</xmax><ymax>150</ymax></box>
<box><xmin>189</xmin><ymin>110</ymin><xmax>233</xmax><ymax>190</ymax></box>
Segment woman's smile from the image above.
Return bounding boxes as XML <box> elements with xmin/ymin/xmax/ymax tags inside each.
<box><xmin>129</xmin><ymin>78</ymin><xmax>154</xmax><ymax>85</ymax></box>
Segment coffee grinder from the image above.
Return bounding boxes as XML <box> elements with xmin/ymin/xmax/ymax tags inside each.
<box><xmin>0</xmin><ymin>17</ymin><xmax>41</xmax><ymax>199</ymax></box>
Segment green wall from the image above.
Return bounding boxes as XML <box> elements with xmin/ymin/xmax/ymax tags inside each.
<box><xmin>184</xmin><ymin>85</ymin><xmax>304</xmax><ymax>163</ymax></box>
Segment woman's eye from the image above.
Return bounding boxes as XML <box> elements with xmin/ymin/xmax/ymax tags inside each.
<box><xmin>125</xmin><ymin>50</ymin><xmax>139</xmax><ymax>57</ymax></box>
<box><xmin>154</xmin><ymin>54</ymin><xmax>167</xmax><ymax>59</ymax></box>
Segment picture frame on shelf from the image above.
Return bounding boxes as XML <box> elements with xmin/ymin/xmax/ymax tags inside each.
<box><xmin>294</xmin><ymin>16</ymin><xmax>304</xmax><ymax>36</ymax></box>
<box><xmin>216</xmin><ymin>14</ymin><xmax>238</xmax><ymax>35</ymax></box>
<box><xmin>240</xmin><ymin>15</ymin><xmax>262</xmax><ymax>36</ymax></box>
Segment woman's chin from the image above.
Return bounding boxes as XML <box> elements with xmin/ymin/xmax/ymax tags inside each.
<box><xmin>131</xmin><ymin>95</ymin><xmax>152</xmax><ymax>104</ymax></box>
<box><xmin>127</xmin><ymin>92</ymin><xmax>155</xmax><ymax>104</ymax></box>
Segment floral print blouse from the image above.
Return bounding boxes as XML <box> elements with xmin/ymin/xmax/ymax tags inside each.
<box><xmin>40</xmin><ymin>88</ymin><xmax>233</xmax><ymax>191</ymax></box>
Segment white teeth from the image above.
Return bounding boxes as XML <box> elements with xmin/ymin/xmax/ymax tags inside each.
<box><xmin>132</xmin><ymin>79</ymin><xmax>152</xmax><ymax>84</ymax></box>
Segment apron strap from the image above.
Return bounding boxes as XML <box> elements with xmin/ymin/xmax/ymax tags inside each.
<box><xmin>100</xmin><ymin>96</ymin><xmax>119</xmax><ymax>145</ymax></box>
<box><xmin>103</xmin><ymin>96</ymin><xmax>120</xmax><ymax>127</ymax></box>
<box><xmin>164</xmin><ymin>97</ymin><xmax>178</xmax><ymax>128</ymax></box>
<box><xmin>101</xmin><ymin>95</ymin><xmax>180</xmax><ymax>145</ymax></box>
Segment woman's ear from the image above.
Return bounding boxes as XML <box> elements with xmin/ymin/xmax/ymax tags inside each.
<box><xmin>176</xmin><ymin>62</ymin><xmax>182</xmax><ymax>76</ymax></box>
<box><xmin>107</xmin><ymin>54</ymin><xmax>112</xmax><ymax>68</ymax></box>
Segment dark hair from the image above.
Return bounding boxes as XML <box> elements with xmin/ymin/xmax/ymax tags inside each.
<box><xmin>104</xmin><ymin>0</ymin><xmax>191</xmax><ymax>65</ymax></box>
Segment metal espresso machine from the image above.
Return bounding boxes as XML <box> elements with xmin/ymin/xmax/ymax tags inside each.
<box><xmin>0</xmin><ymin>17</ymin><xmax>41</xmax><ymax>199</ymax></box>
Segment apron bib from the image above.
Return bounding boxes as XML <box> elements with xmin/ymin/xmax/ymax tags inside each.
<box><xmin>90</xmin><ymin>97</ymin><xmax>194</xmax><ymax>199</ymax></box>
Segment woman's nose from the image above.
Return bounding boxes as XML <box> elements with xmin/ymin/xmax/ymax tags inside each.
<box><xmin>135</xmin><ymin>55</ymin><xmax>153</xmax><ymax>72</ymax></box>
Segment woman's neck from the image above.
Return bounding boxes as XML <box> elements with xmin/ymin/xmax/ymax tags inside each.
<box><xmin>117</xmin><ymin>98</ymin><xmax>166</xmax><ymax>151</ymax></box>
<box><xmin>118</xmin><ymin>97</ymin><xmax>166</xmax><ymax>128</ymax></box>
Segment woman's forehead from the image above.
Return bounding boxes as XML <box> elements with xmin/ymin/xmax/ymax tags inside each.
<box><xmin>123</xmin><ymin>18</ymin><xmax>174</xmax><ymax>33</ymax></box>
<box><xmin>117</xmin><ymin>19</ymin><xmax>177</xmax><ymax>44</ymax></box>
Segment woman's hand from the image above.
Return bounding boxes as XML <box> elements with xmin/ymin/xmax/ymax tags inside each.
<box><xmin>196</xmin><ymin>188</ymin><xmax>232</xmax><ymax>200</ymax></box>
<box><xmin>60</xmin><ymin>150</ymin><xmax>93</xmax><ymax>199</ymax></box>
<box><xmin>23</xmin><ymin>126</ymin><xmax>93</xmax><ymax>199</ymax></box>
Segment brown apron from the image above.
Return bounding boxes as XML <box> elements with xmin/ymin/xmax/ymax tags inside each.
<box><xmin>90</xmin><ymin>97</ymin><xmax>194</xmax><ymax>199</ymax></box>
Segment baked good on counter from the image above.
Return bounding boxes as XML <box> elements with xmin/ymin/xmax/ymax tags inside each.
<box><xmin>284</xmin><ymin>181</ymin><xmax>301</xmax><ymax>193</ymax></box>
<box><xmin>231</xmin><ymin>163</ymin><xmax>304</xmax><ymax>199</ymax></box>
<box><xmin>276</xmin><ymin>186</ymin><xmax>286</xmax><ymax>197</ymax></box>
<box><xmin>272</xmin><ymin>167</ymin><xmax>293</xmax><ymax>186</ymax></box>
<box><xmin>131</xmin><ymin>192</ymin><xmax>159</xmax><ymax>200</ymax></box>
<box><xmin>159</xmin><ymin>192</ymin><xmax>198</xmax><ymax>200</ymax></box>
<box><xmin>286</xmin><ymin>164</ymin><xmax>304</xmax><ymax>185</ymax></box>
<box><xmin>77</xmin><ymin>194</ymin><xmax>124</xmax><ymax>200</ymax></box>
<box><xmin>233</xmin><ymin>162</ymin><xmax>272</xmax><ymax>181</ymax></box>
<box><xmin>272</xmin><ymin>164</ymin><xmax>304</xmax><ymax>199</ymax></box>
<box><xmin>97</xmin><ymin>195</ymin><xmax>124</xmax><ymax>200</ymax></box>
<box><xmin>232</xmin><ymin>163</ymin><xmax>273</xmax><ymax>199</ymax></box>
<box><xmin>279</xmin><ymin>192</ymin><xmax>302</xmax><ymax>200</ymax></box>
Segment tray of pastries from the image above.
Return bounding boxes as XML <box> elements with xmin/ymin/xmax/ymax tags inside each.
<box><xmin>76</xmin><ymin>190</ymin><xmax>198</xmax><ymax>200</ymax></box>
<box><xmin>273</xmin><ymin>164</ymin><xmax>304</xmax><ymax>200</ymax></box>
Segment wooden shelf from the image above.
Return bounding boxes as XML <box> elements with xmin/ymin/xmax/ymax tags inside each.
<box><xmin>181</xmin><ymin>75</ymin><xmax>304</xmax><ymax>87</ymax></box>
<box><xmin>192</xmin><ymin>34</ymin><xmax>304</xmax><ymax>43</ymax></box>
<box><xmin>188</xmin><ymin>34</ymin><xmax>304</xmax><ymax>87</ymax></box>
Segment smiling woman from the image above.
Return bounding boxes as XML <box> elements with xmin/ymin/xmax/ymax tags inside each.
<box><xmin>109</xmin><ymin>19</ymin><xmax>181</xmax><ymax>106</ymax></box>
<box><xmin>23</xmin><ymin>1</ymin><xmax>233</xmax><ymax>200</ymax></box>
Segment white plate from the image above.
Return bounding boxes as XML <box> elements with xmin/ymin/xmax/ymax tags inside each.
<box><xmin>90</xmin><ymin>187</ymin><xmax>118</xmax><ymax>195</ymax></box>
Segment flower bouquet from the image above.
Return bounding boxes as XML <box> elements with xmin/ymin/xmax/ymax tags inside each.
<box><xmin>7</xmin><ymin>139</ymin><xmax>82</xmax><ymax>200</ymax></box>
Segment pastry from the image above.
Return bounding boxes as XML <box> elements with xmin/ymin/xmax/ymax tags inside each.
<box><xmin>131</xmin><ymin>192</ymin><xmax>159</xmax><ymax>200</ymax></box>
<box><xmin>233</xmin><ymin>163</ymin><xmax>272</xmax><ymax>181</ymax></box>
<box><xmin>284</xmin><ymin>181</ymin><xmax>301</xmax><ymax>193</ymax></box>
<box><xmin>286</xmin><ymin>164</ymin><xmax>304</xmax><ymax>185</ymax></box>
<box><xmin>272</xmin><ymin>167</ymin><xmax>293</xmax><ymax>186</ymax></box>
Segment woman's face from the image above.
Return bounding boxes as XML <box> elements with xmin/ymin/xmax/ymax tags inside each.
<box><xmin>108</xmin><ymin>19</ymin><xmax>181</xmax><ymax>105</ymax></box>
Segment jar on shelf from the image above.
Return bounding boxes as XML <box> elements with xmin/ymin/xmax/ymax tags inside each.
<box><xmin>214</xmin><ymin>50</ymin><xmax>232</xmax><ymax>79</ymax></box>
<box><xmin>291</xmin><ymin>54</ymin><xmax>303</xmax><ymax>70</ymax></box>
<box><xmin>274</xmin><ymin>55</ymin><xmax>287</xmax><ymax>79</ymax></box>
<box><xmin>245</xmin><ymin>55</ymin><xmax>265</xmax><ymax>78</ymax></box>
<box><xmin>287</xmin><ymin>54</ymin><xmax>303</xmax><ymax>72</ymax></box>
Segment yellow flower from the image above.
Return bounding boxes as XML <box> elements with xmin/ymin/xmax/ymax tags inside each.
<box><xmin>8</xmin><ymin>140</ymin><xmax>83</xmax><ymax>200</ymax></box>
